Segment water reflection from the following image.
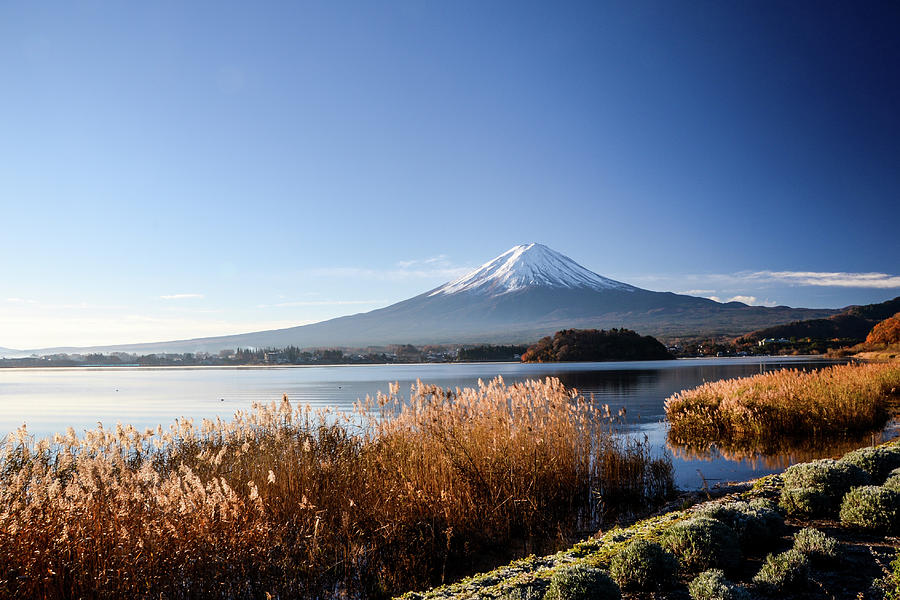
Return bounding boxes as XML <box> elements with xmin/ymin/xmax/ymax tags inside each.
<box><xmin>669</xmin><ymin>419</ymin><xmax>900</xmax><ymax>471</ymax></box>
<box><xmin>0</xmin><ymin>356</ymin><xmax>866</xmax><ymax>490</ymax></box>
<box><xmin>554</xmin><ymin>369</ymin><xmax>645</xmax><ymax>396</ymax></box>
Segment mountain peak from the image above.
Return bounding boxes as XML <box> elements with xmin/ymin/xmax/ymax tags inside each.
<box><xmin>429</xmin><ymin>243</ymin><xmax>637</xmax><ymax>297</ymax></box>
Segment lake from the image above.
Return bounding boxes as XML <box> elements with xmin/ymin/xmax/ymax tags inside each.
<box><xmin>1</xmin><ymin>356</ymin><xmax>889</xmax><ymax>489</ymax></box>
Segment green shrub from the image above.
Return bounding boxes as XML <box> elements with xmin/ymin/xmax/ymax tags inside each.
<box><xmin>544</xmin><ymin>564</ymin><xmax>621</xmax><ymax>600</ymax></box>
<box><xmin>779</xmin><ymin>486</ymin><xmax>832</xmax><ymax>518</ymax></box>
<box><xmin>841</xmin><ymin>446</ymin><xmax>900</xmax><ymax>483</ymax></box>
<box><xmin>499</xmin><ymin>584</ymin><xmax>546</xmax><ymax>600</ymax></box>
<box><xmin>884</xmin><ymin>467</ymin><xmax>900</xmax><ymax>490</ymax></box>
<box><xmin>880</xmin><ymin>554</ymin><xmax>900</xmax><ymax>600</ymax></box>
<box><xmin>688</xmin><ymin>569</ymin><xmax>751</xmax><ymax>600</ymax></box>
<box><xmin>698</xmin><ymin>500</ymin><xmax>782</xmax><ymax>550</ymax></box>
<box><xmin>792</xmin><ymin>527</ymin><xmax>838</xmax><ymax>562</ymax></box>
<box><xmin>748</xmin><ymin>497</ymin><xmax>781</xmax><ymax>513</ymax></box>
<box><xmin>609</xmin><ymin>539</ymin><xmax>677</xmax><ymax>591</ymax></box>
<box><xmin>752</xmin><ymin>549</ymin><xmax>809</xmax><ymax>592</ymax></box>
<box><xmin>661</xmin><ymin>516</ymin><xmax>740</xmax><ymax>573</ymax></box>
<box><xmin>779</xmin><ymin>459</ymin><xmax>869</xmax><ymax>516</ymax></box>
<box><xmin>884</xmin><ymin>469</ymin><xmax>900</xmax><ymax>492</ymax></box>
<box><xmin>839</xmin><ymin>485</ymin><xmax>900</xmax><ymax>533</ymax></box>
<box><xmin>781</xmin><ymin>458</ymin><xmax>870</xmax><ymax>494</ymax></box>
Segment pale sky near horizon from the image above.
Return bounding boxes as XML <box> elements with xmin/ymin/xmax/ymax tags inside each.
<box><xmin>1</xmin><ymin>1</ymin><xmax>899</xmax><ymax>350</ymax></box>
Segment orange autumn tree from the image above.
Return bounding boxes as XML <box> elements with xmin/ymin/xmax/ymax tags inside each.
<box><xmin>866</xmin><ymin>312</ymin><xmax>900</xmax><ymax>345</ymax></box>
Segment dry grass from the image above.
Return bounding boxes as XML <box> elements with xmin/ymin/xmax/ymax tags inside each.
<box><xmin>665</xmin><ymin>361</ymin><xmax>900</xmax><ymax>452</ymax></box>
<box><xmin>0</xmin><ymin>377</ymin><xmax>672</xmax><ymax>599</ymax></box>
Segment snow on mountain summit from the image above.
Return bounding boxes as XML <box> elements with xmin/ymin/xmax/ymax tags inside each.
<box><xmin>429</xmin><ymin>243</ymin><xmax>637</xmax><ymax>297</ymax></box>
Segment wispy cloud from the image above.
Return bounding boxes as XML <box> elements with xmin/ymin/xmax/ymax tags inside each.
<box><xmin>160</xmin><ymin>293</ymin><xmax>205</xmax><ymax>300</ymax></box>
<box><xmin>6</xmin><ymin>297</ymin><xmax>36</xmax><ymax>304</ymax></box>
<box><xmin>396</xmin><ymin>254</ymin><xmax>451</xmax><ymax>268</ymax></box>
<box><xmin>298</xmin><ymin>253</ymin><xmax>475</xmax><ymax>282</ymax></box>
<box><xmin>746</xmin><ymin>271</ymin><xmax>900</xmax><ymax>289</ymax></box>
<box><xmin>633</xmin><ymin>269</ymin><xmax>900</xmax><ymax>291</ymax></box>
<box><xmin>256</xmin><ymin>299</ymin><xmax>386</xmax><ymax>308</ymax></box>
<box><xmin>307</xmin><ymin>258</ymin><xmax>472</xmax><ymax>282</ymax></box>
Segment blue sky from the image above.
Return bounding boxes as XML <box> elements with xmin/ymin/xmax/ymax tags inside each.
<box><xmin>1</xmin><ymin>1</ymin><xmax>898</xmax><ymax>349</ymax></box>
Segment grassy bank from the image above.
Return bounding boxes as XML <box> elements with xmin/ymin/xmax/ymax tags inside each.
<box><xmin>665</xmin><ymin>361</ymin><xmax>900</xmax><ymax>452</ymax></box>
<box><xmin>401</xmin><ymin>441</ymin><xmax>900</xmax><ymax>600</ymax></box>
<box><xmin>0</xmin><ymin>377</ymin><xmax>672</xmax><ymax>599</ymax></box>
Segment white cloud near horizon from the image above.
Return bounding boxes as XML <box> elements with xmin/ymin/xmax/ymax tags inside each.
<box><xmin>706</xmin><ymin>295</ymin><xmax>778</xmax><ymax>307</ymax></box>
<box><xmin>632</xmin><ymin>269</ymin><xmax>900</xmax><ymax>289</ymax></box>
<box><xmin>160</xmin><ymin>293</ymin><xmax>205</xmax><ymax>300</ymax></box>
<box><xmin>746</xmin><ymin>270</ymin><xmax>900</xmax><ymax>288</ymax></box>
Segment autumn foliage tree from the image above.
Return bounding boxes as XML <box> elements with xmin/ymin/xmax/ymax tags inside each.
<box><xmin>866</xmin><ymin>312</ymin><xmax>900</xmax><ymax>345</ymax></box>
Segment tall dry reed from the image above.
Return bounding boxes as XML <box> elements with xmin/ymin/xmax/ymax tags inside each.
<box><xmin>0</xmin><ymin>377</ymin><xmax>672</xmax><ymax>599</ymax></box>
<box><xmin>665</xmin><ymin>361</ymin><xmax>900</xmax><ymax>452</ymax></box>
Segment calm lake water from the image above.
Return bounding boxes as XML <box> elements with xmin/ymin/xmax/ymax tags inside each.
<box><xmin>0</xmin><ymin>357</ymin><xmax>889</xmax><ymax>489</ymax></box>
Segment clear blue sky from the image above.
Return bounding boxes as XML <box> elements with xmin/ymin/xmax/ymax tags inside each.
<box><xmin>1</xmin><ymin>1</ymin><xmax>898</xmax><ymax>349</ymax></box>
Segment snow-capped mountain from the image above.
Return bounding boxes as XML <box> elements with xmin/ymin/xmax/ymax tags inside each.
<box><xmin>23</xmin><ymin>244</ymin><xmax>840</xmax><ymax>354</ymax></box>
<box><xmin>429</xmin><ymin>243</ymin><xmax>636</xmax><ymax>296</ymax></box>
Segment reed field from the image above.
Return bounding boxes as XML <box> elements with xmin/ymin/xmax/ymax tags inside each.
<box><xmin>0</xmin><ymin>377</ymin><xmax>673</xmax><ymax>599</ymax></box>
<box><xmin>666</xmin><ymin>361</ymin><xmax>900</xmax><ymax>451</ymax></box>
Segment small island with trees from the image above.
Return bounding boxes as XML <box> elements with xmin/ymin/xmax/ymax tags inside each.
<box><xmin>521</xmin><ymin>328</ymin><xmax>674</xmax><ymax>362</ymax></box>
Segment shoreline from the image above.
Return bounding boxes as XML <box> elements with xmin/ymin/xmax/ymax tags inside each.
<box><xmin>398</xmin><ymin>442</ymin><xmax>898</xmax><ymax>600</ymax></box>
<box><xmin>0</xmin><ymin>353</ymin><xmax>844</xmax><ymax>370</ymax></box>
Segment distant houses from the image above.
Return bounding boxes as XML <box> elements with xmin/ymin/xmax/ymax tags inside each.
<box><xmin>264</xmin><ymin>351</ymin><xmax>286</xmax><ymax>364</ymax></box>
<box><xmin>757</xmin><ymin>337</ymin><xmax>790</xmax><ymax>346</ymax></box>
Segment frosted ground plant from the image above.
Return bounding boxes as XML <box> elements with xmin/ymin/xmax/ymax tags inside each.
<box><xmin>688</xmin><ymin>569</ymin><xmax>750</xmax><ymax>600</ymax></box>
<box><xmin>779</xmin><ymin>458</ymin><xmax>869</xmax><ymax>517</ymax></box>
<box><xmin>792</xmin><ymin>527</ymin><xmax>838</xmax><ymax>563</ymax></box>
<box><xmin>883</xmin><ymin>467</ymin><xmax>900</xmax><ymax>492</ymax></box>
<box><xmin>543</xmin><ymin>564</ymin><xmax>621</xmax><ymax>600</ymax></box>
<box><xmin>752</xmin><ymin>549</ymin><xmax>810</xmax><ymax>593</ymax></box>
<box><xmin>781</xmin><ymin>458</ymin><xmax>870</xmax><ymax>495</ymax></box>
<box><xmin>498</xmin><ymin>583</ymin><xmax>546</xmax><ymax>600</ymax></box>
<box><xmin>608</xmin><ymin>539</ymin><xmax>678</xmax><ymax>592</ymax></box>
<box><xmin>881</xmin><ymin>555</ymin><xmax>900</xmax><ymax>600</ymax></box>
<box><xmin>841</xmin><ymin>445</ymin><xmax>900</xmax><ymax>483</ymax></box>
<box><xmin>661</xmin><ymin>516</ymin><xmax>740</xmax><ymax>574</ymax></box>
<box><xmin>839</xmin><ymin>485</ymin><xmax>900</xmax><ymax>533</ymax></box>
<box><xmin>697</xmin><ymin>500</ymin><xmax>782</xmax><ymax>551</ymax></box>
<box><xmin>779</xmin><ymin>487</ymin><xmax>832</xmax><ymax>518</ymax></box>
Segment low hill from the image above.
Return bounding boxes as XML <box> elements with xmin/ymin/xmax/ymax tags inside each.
<box><xmin>738</xmin><ymin>296</ymin><xmax>900</xmax><ymax>344</ymax></box>
<box><xmin>846</xmin><ymin>297</ymin><xmax>900</xmax><ymax>321</ymax></box>
<box><xmin>521</xmin><ymin>328</ymin><xmax>673</xmax><ymax>362</ymax></box>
